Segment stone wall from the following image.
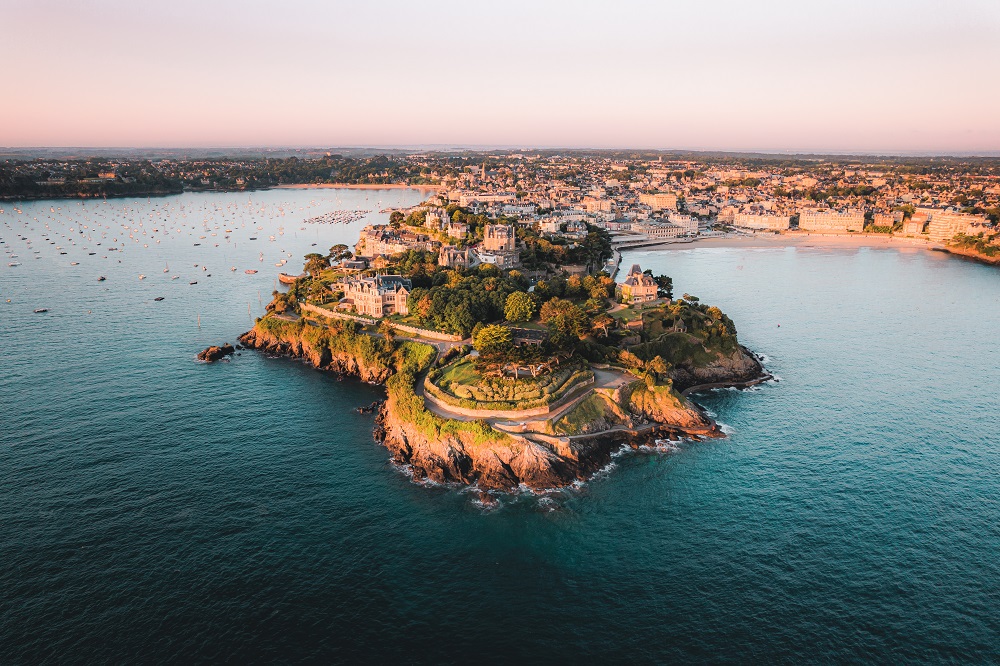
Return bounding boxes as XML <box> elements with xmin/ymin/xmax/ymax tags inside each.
<box><xmin>299</xmin><ymin>302</ymin><xmax>464</xmax><ymax>342</ymax></box>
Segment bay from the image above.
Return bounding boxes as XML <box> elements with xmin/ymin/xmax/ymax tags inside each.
<box><xmin>2</xmin><ymin>192</ymin><xmax>999</xmax><ymax>662</ymax></box>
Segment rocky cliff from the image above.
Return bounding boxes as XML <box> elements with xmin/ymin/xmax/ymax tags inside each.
<box><xmin>669</xmin><ymin>345</ymin><xmax>768</xmax><ymax>392</ymax></box>
<box><xmin>374</xmin><ymin>382</ymin><xmax>709</xmax><ymax>491</ymax></box>
<box><xmin>239</xmin><ymin>321</ymin><xmax>394</xmax><ymax>384</ymax></box>
<box><xmin>241</xmin><ymin>316</ymin><xmax>765</xmax><ymax>492</ymax></box>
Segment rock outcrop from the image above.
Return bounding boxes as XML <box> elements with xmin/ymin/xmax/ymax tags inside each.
<box><xmin>668</xmin><ymin>345</ymin><xmax>767</xmax><ymax>392</ymax></box>
<box><xmin>197</xmin><ymin>343</ymin><xmax>235</xmax><ymax>362</ymax></box>
<box><xmin>377</xmin><ymin>400</ymin><xmax>623</xmax><ymax>490</ymax></box>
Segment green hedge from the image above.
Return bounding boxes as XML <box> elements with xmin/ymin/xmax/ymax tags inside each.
<box><xmin>424</xmin><ymin>368</ymin><xmax>593</xmax><ymax>412</ymax></box>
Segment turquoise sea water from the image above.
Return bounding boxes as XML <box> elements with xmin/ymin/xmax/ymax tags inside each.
<box><xmin>3</xmin><ymin>193</ymin><xmax>1000</xmax><ymax>662</ymax></box>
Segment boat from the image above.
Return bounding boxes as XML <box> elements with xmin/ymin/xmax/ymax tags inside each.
<box><xmin>230</xmin><ymin>266</ymin><xmax>237</xmax><ymax>272</ymax></box>
<box><xmin>70</xmin><ymin>262</ymin><xmax>79</xmax><ymax>265</ymax></box>
<box><xmin>138</xmin><ymin>274</ymin><xmax>146</xmax><ymax>280</ymax></box>
<box><xmin>7</xmin><ymin>262</ymin><xmax>19</xmax><ymax>267</ymax></box>
<box><xmin>154</xmin><ymin>297</ymin><xmax>164</xmax><ymax>301</ymax></box>
<box><xmin>98</xmin><ymin>276</ymin><xmax>106</xmax><ymax>281</ymax></box>
<box><xmin>245</xmin><ymin>269</ymin><xmax>258</xmax><ymax>274</ymax></box>
<box><xmin>278</xmin><ymin>272</ymin><xmax>304</xmax><ymax>285</ymax></box>
<box><xmin>34</xmin><ymin>308</ymin><xmax>48</xmax><ymax>313</ymax></box>
<box><xmin>189</xmin><ymin>281</ymin><xmax>198</xmax><ymax>285</ymax></box>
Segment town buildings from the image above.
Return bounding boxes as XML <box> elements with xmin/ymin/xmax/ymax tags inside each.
<box><xmin>355</xmin><ymin>225</ymin><xmax>434</xmax><ymax>258</ymax></box>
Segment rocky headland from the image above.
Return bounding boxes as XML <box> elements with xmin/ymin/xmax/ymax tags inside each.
<box><xmin>238</xmin><ymin>315</ymin><xmax>768</xmax><ymax>492</ymax></box>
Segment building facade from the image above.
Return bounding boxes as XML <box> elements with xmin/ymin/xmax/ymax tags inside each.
<box><xmin>335</xmin><ymin>275</ymin><xmax>411</xmax><ymax>317</ymax></box>
<box><xmin>617</xmin><ymin>264</ymin><xmax>658</xmax><ymax>303</ymax></box>
<box><xmin>798</xmin><ymin>209</ymin><xmax>865</xmax><ymax>233</ymax></box>
<box><xmin>482</xmin><ymin>224</ymin><xmax>517</xmax><ymax>252</ymax></box>
<box><xmin>438</xmin><ymin>246</ymin><xmax>476</xmax><ymax>268</ymax></box>
<box><xmin>926</xmin><ymin>210</ymin><xmax>990</xmax><ymax>243</ymax></box>
<box><xmin>639</xmin><ymin>192</ymin><xmax>678</xmax><ymax>211</ymax></box>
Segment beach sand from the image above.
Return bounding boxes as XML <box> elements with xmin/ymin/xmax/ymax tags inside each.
<box><xmin>275</xmin><ymin>183</ymin><xmax>444</xmax><ymax>191</ymax></box>
<box><xmin>638</xmin><ymin>232</ymin><xmax>936</xmax><ymax>252</ymax></box>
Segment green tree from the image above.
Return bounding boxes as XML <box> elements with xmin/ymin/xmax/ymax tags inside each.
<box><xmin>540</xmin><ymin>297</ymin><xmax>590</xmax><ymax>346</ymax></box>
<box><xmin>329</xmin><ymin>243</ymin><xmax>352</xmax><ymax>262</ymax></box>
<box><xmin>592</xmin><ymin>314</ymin><xmax>614</xmax><ymax>337</ymax></box>
<box><xmin>646</xmin><ymin>355</ymin><xmax>669</xmax><ymax>381</ymax></box>
<box><xmin>504</xmin><ymin>291</ymin><xmax>535</xmax><ymax>322</ymax></box>
<box><xmin>303</xmin><ymin>253</ymin><xmax>329</xmax><ymax>277</ymax></box>
<box><xmin>473</xmin><ymin>324</ymin><xmax>514</xmax><ymax>357</ymax></box>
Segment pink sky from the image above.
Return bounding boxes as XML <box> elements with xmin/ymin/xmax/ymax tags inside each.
<box><xmin>2</xmin><ymin>0</ymin><xmax>999</xmax><ymax>153</ymax></box>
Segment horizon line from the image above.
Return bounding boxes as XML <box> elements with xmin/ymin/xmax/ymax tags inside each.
<box><xmin>4</xmin><ymin>145</ymin><xmax>1000</xmax><ymax>159</ymax></box>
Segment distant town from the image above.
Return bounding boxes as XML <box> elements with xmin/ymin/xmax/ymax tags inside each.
<box><xmin>3</xmin><ymin>151</ymin><xmax>998</xmax><ymax>254</ymax></box>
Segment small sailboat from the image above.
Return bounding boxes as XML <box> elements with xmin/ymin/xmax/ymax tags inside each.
<box><xmin>163</xmin><ymin>262</ymin><xmax>169</xmax><ymax>273</ymax></box>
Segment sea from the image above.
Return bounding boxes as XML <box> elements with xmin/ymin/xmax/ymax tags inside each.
<box><xmin>2</xmin><ymin>190</ymin><xmax>1000</xmax><ymax>663</ymax></box>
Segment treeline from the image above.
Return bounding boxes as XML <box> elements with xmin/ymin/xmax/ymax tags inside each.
<box><xmin>0</xmin><ymin>155</ymin><xmax>429</xmax><ymax>199</ymax></box>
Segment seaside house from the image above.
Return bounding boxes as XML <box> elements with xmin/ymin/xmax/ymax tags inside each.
<box><xmin>335</xmin><ymin>275</ymin><xmax>411</xmax><ymax>317</ymax></box>
<box><xmin>617</xmin><ymin>264</ymin><xmax>658</xmax><ymax>304</ymax></box>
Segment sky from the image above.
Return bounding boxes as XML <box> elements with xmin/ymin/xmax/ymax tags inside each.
<box><xmin>1</xmin><ymin>0</ymin><xmax>999</xmax><ymax>154</ymax></box>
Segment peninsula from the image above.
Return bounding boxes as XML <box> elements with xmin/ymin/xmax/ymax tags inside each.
<box><xmin>240</xmin><ymin>200</ymin><xmax>767</xmax><ymax>491</ymax></box>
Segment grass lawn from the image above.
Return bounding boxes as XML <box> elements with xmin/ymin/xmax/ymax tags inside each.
<box><xmin>611</xmin><ymin>307</ymin><xmax>642</xmax><ymax>322</ymax></box>
<box><xmin>510</xmin><ymin>320</ymin><xmax>547</xmax><ymax>330</ymax></box>
<box><xmin>438</xmin><ymin>359</ymin><xmax>481</xmax><ymax>386</ymax></box>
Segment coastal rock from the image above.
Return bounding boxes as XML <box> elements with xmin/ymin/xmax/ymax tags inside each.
<box><xmin>238</xmin><ymin>326</ymin><xmax>393</xmax><ymax>383</ymax></box>
<box><xmin>197</xmin><ymin>343</ymin><xmax>235</xmax><ymax>362</ymax></box>
<box><xmin>374</xmin><ymin>405</ymin><xmax>574</xmax><ymax>490</ymax></box>
<box><xmin>668</xmin><ymin>345</ymin><xmax>767</xmax><ymax>392</ymax></box>
<box><xmin>242</xmin><ymin>319</ymin><xmax>765</xmax><ymax>491</ymax></box>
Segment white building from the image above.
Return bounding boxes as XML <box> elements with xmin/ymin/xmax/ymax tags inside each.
<box><xmin>639</xmin><ymin>192</ymin><xmax>678</xmax><ymax>211</ymax></box>
<box><xmin>798</xmin><ymin>209</ymin><xmax>865</xmax><ymax>233</ymax></box>
<box><xmin>667</xmin><ymin>212</ymin><xmax>699</xmax><ymax>235</ymax></box>
<box><xmin>925</xmin><ymin>210</ymin><xmax>991</xmax><ymax>243</ymax></box>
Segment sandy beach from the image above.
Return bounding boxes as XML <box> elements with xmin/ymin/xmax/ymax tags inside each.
<box><xmin>637</xmin><ymin>232</ymin><xmax>937</xmax><ymax>252</ymax></box>
<box><xmin>275</xmin><ymin>183</ymin><xmax>444</xmax><ymax>191</ymax></box>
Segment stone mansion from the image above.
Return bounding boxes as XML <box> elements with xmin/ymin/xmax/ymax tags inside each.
<box><xmin>335</xmin><ymin>274</ymin><xmax>412</xmax><ymax>317</ymax></box>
